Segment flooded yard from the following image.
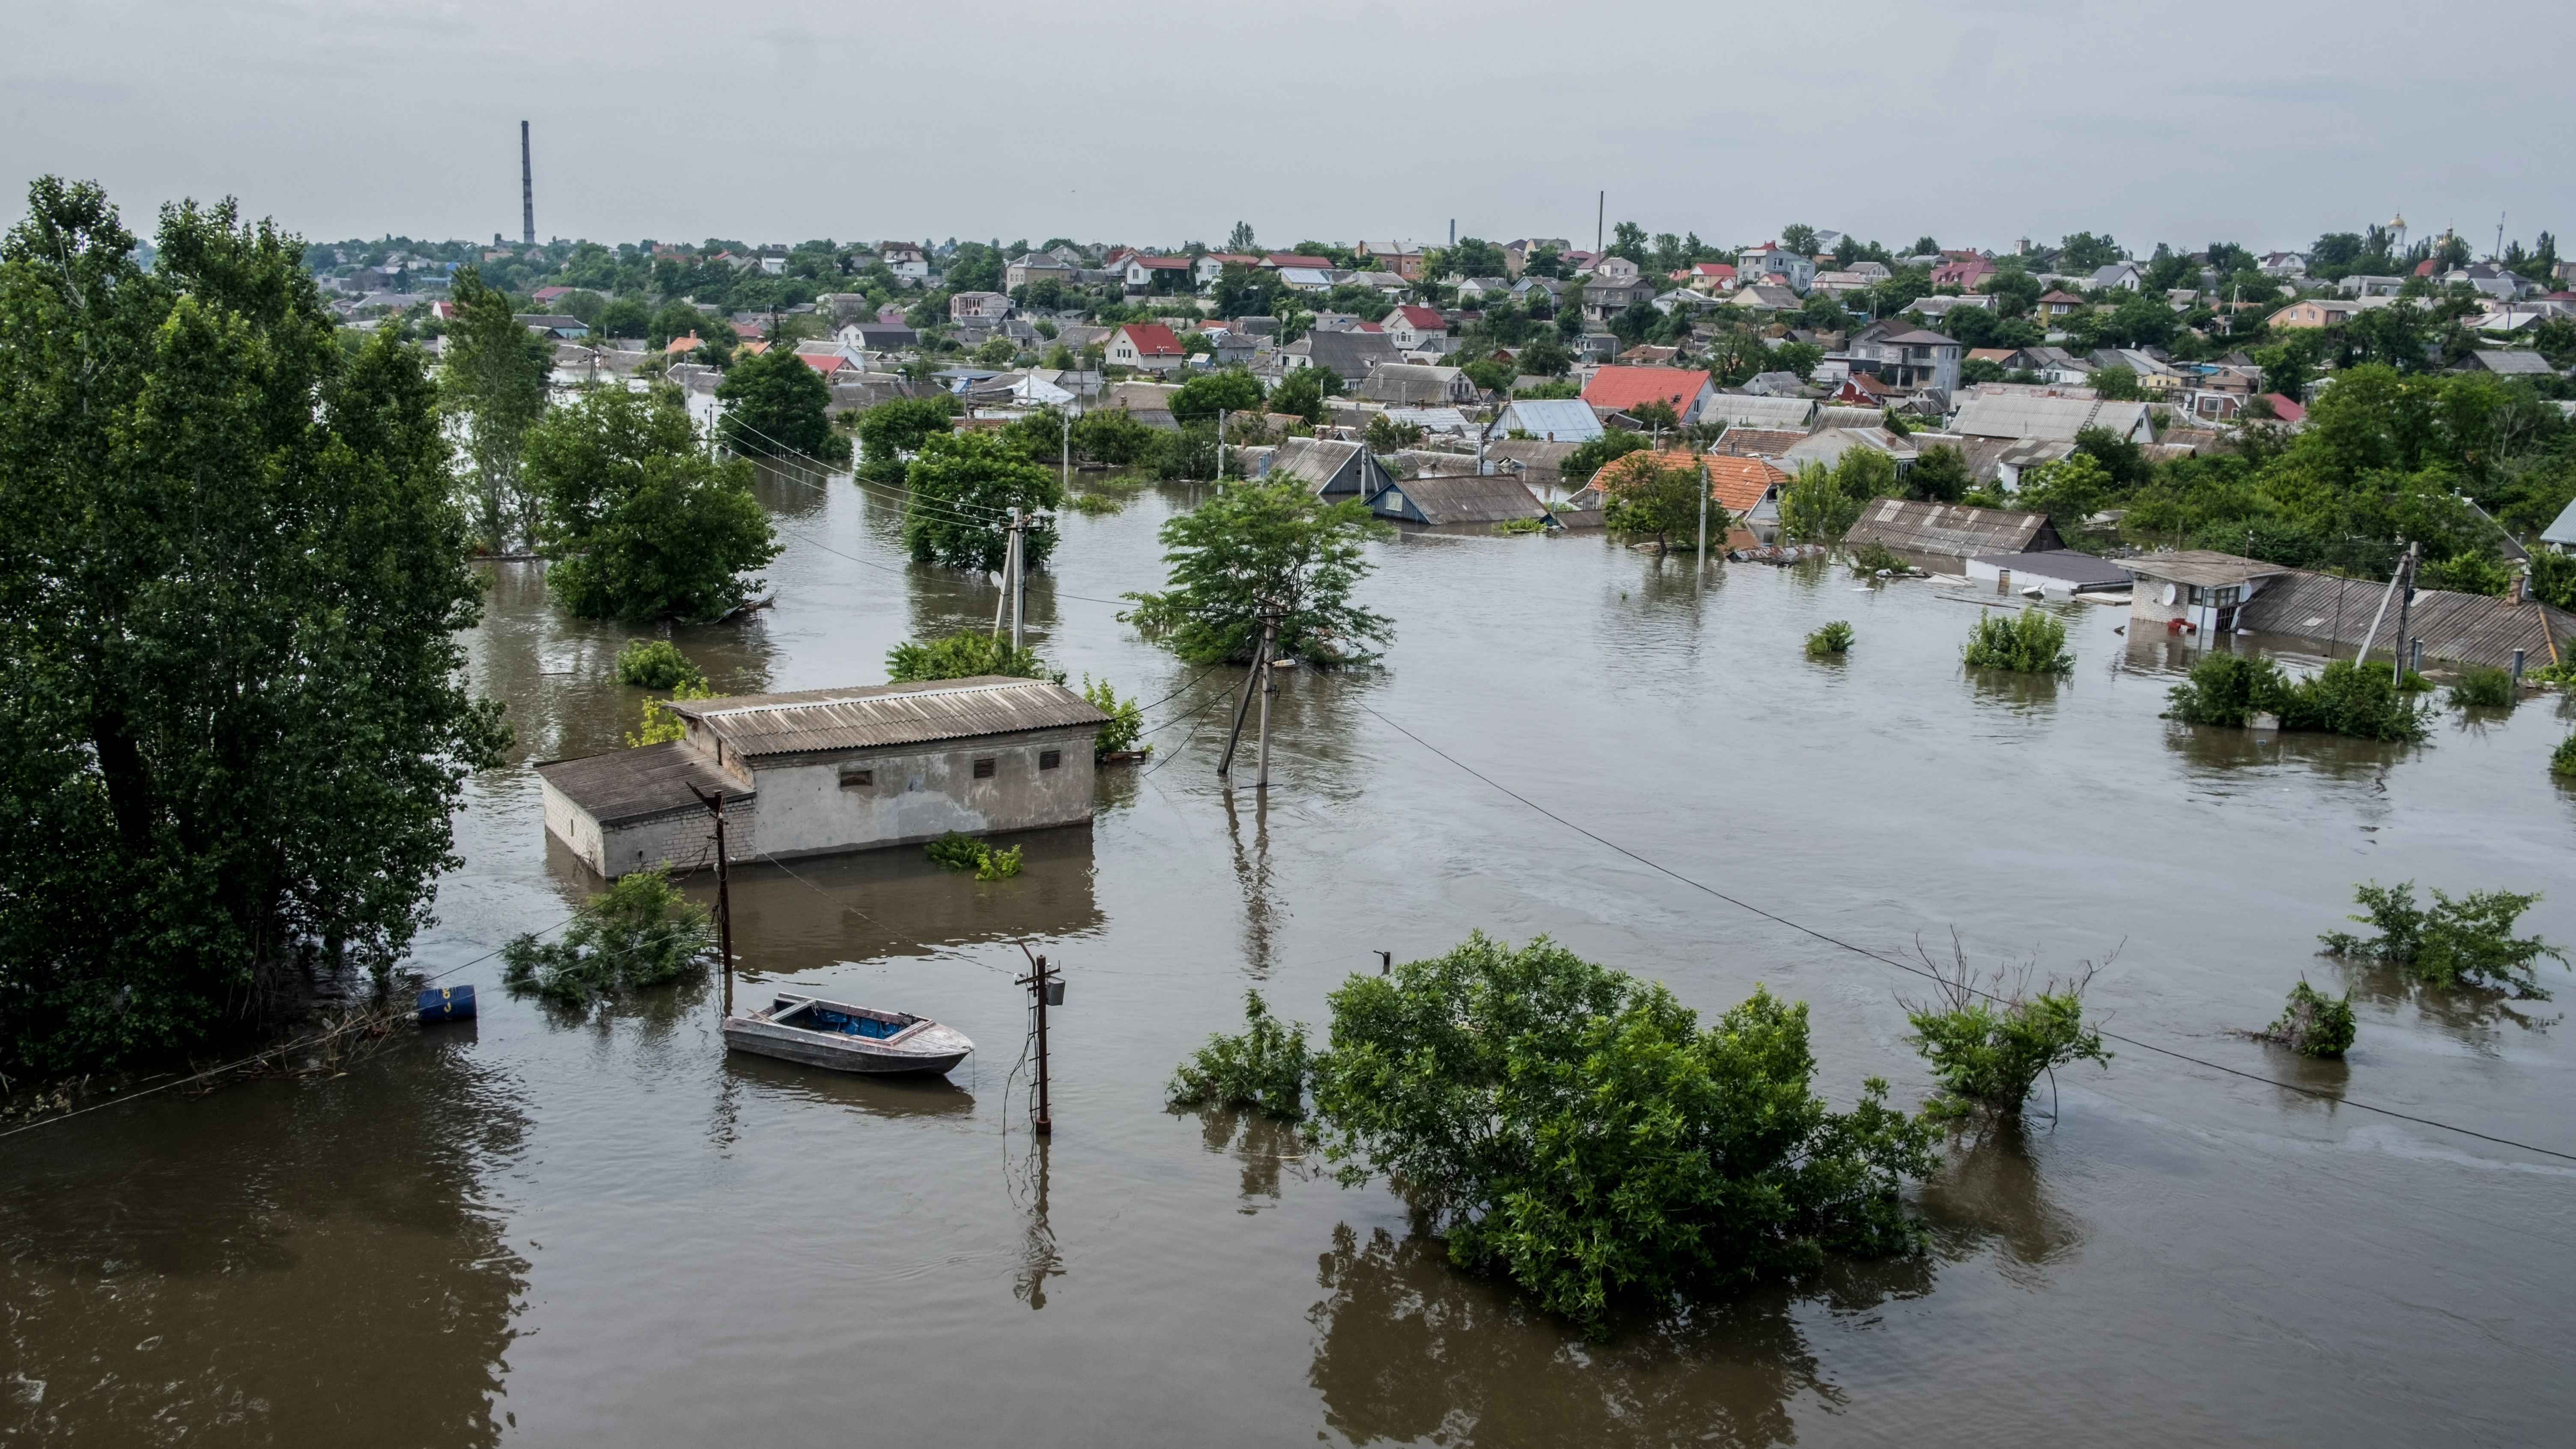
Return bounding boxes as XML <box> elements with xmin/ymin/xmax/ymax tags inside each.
<box><xmin>8</xmin><ymin>463</ymin><xmax>2574</xmax><ymax>1446</ymax></box>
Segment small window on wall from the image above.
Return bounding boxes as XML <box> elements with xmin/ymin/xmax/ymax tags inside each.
<box><xmin>839</xmin><ymin>765</ymin><xmax>874</xmax><ymax>789</ymax></box>
<box><xmin>973</xmin><ymin>757</ymin><xmax>996</xmax><ymax>779</ymax></box>
<box><xmin>1039</xmin><ymin>750</ymin><xmax>1061</xmax><ymax>770</ymax></box>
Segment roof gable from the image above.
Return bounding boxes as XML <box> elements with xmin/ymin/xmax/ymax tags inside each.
<box><xmin>1580</xmin><ymin>365</ymin><xmax>1713</xmax><ymax>414</ymax></box>
<box><xmin>1116</xmin><ymin>323</ymin><xmax>1185</xmax><ymax>356</ymax></box>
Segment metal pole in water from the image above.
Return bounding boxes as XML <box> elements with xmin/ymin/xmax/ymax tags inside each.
<box><xmin>1696</xmin><ymin>457</ymin><xmax>1710</xmax><ymax>569</ymax></box>
<box><xmin>1020</xmin><ymin>943</ymin><xmax>1055</xmax><ymax>1136</ymax></box>
<box><xmin>1010</xmin><ymin>512</ymin><xmax>1026</xmax><ymax>655</ymax></box>
<box><xmin>1255</xmin><ymin>614</ymin><xmax>1279</xmax><ymax>792</ymax></box>
<box><xmin>1217</xmin><ymin>612</ymin><xmax>1272</xmax><ymax>777</ymax></box>
<box><xmin>691</xmin><ymin>783</ymin><xmax>734</xmax><ymax>1017</ymax></box>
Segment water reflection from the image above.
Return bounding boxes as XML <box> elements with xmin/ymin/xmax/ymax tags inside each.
<box><xmin>1914</xmin><ymin>1121</ymin><xmax>2084</xmax><ymax>1287</ymax></box>
<box><xmin>1186</xmin><ymin>1108</ymin><xmax>1318</xmax><ymax>1214</ymax></box>
<box><xmin>2326</xmin><ymin>957</ymin><xmax>2561</xmax><ymax>1048</ymax></box>
<box><xmin>1223</xmin><ymin>788</ymin><xmax>1280</xmax><ymax>979</ymax></box>
<box><xmin>0</xmin><ymin>1036</ymin><xmax>525</xmax><ymax>1446</ymax></box>
<box><xmin>1308</xmin><ymin>1225</ymin><xmax>1853</xmax><ymax>1449</ymax></box>
<box><xmin>746</xmin><ymin>456</ymin><xmax>836</xmax><ymax>521</ymax></box>
<box><xmin>719</xmin><ymin>1051</ymin><xmax>978</xmax><ymax>1120</ymax></box>
<box><xmin>1011</xmin><ymin>1137</ymin><xmax>1063</xmax><ymax>1310</ymax></box>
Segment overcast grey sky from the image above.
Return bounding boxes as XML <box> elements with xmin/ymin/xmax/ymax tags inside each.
<box><xmin>7</xmin><ymin>0</ymin><xmax>2569</xmax><ymax>259</ymax></box>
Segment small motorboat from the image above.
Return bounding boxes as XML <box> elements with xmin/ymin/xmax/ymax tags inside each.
<box><xmin>722</xmin><ymin>994</ymin><xmax>975</xmax><ymax>1076</ymax></box>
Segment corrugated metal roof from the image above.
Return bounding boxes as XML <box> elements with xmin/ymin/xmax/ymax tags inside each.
<box><xmin>1501</xmin><ymin>399</ymin><xmax>1605</xmax><ymax>442</ymax></box>
<box><xmin>1704</xmin><ymin>396</ymin><xmax>1816</xmax><ymax>429</ymax></box>
<box><xmin>1846</xmin><ymin>499</ymin><xmax>2060</xmax><ymax>558</ymax></box>
<box><xmin>535</xmin><ymin>742</ymin><xmax>752</xmax><ymax>829</ymax></box>
<box><xmin>1811</xmin><ymin>405</ymin><xmax>1887</xmax><ymax>431</ymax></box>
<box><xmin>1714</xmin><ymin>426</ymin><xmax>1809</xmax><ymax>459</ymax></box>
<box><xmin>670</xmin><ymin>677</ymin><xmax>1108</xmax><ymax>759</ymax></box>
<box><xmin>2235</xmin><ymin>572</ymin><xmax>2573</xmax><ymax>670</ymax></box>
<box><xmin>1968</xmin><ymin>550</ymin><xmax>2134</xmax><ymax>588</ymax></box>
<box><xmin>1270</xmin><ymin>436</ymin><xmax>1363</xmax><ymax>489</ymax></box>
<box><xmin>2543</xmin><ymin>497</ymin><xmax>2576</xmax><ymax>548</ymax></box>
<box><xmin>1953</xmin><ymin>394</ymin><xmax>2151</xmax><ymax>441</ymax></box>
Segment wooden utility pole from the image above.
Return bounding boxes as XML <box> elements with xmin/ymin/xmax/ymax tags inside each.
<box><xmin>1009</xmin><ymin>510</ymin><xmax>1026</xmax><ymax>654</ymax></box>
<box><xmin>1017</xmin><ymin>944</ymin><xmax>1061</xmax><ymax>1136</ymax></box>
<box><xmin>1696</xmin><ymin>456</ymin><xmax>1711</xmax><ymax>569</ymax></box>
<box><xmin>1255</xmin><ymin>613</ymin><xmax>1280</xmax><ymax>791</ymax></box>
<box><xmin>689</xmin><ymin>783</ymin><xmax>735</xmax><ymax>1016</ymax></box>
<box><xmin>2390</xmin><ymin>541</ymin><xmax>2421</xmax><ymax>687</ymax></box>
<box><xmin>1217</xmin><ymin>604</ymin><xmax>1276</xmax><ymax>777</ymax></box>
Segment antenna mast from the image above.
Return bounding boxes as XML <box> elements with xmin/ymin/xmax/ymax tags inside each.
<box><xmin>520</xmin><ymin>121</ymin><xmax>536</xmax><ymax>246</ymax></box>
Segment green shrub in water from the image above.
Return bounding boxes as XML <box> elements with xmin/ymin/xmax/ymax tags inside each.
<box><xmin>2263</xmin><ymin>979</ymin><xmax>2356</xmax><ymax>1058</ymax></box>
<box><xmin>1168</xmin><ymin>989</ymin><xmax>1311</xmax><ymax>1119</ymax></box>
<box><xmin>1847</xmin><ymin>539</ymin><xmax>1906</xmax><ymax>576</ymax></box>
<box><xmin>501</xmin><ymin>867</ymin><xmax>711</xmax><ymax>1006</ymax></box>
<box><xmin>1807</xmin><ymin>620</ymin><xmax>1855</xmax><ymax>656</ymax></box>
<box><xmin>2446</xmin><ymin>666</ymin><xmax>2514</xmax><ymax>709</ymax></box>
<box><xmin>1902</xmin><ymin>942</ymin><xmax>2110</xmax><ymax>1120</ymax></box>
<box><xmin>2555</xmin><ymin>733</ymin><xmax>2576</xmax><ymax>778</ymax></box>
<box><xmin>614</xmin><ymin>638</ymin><xmax>706</xmax><ymax>691</ymax></box>
<box><xmin>2319</xmin><ymin>880</ymin><xmax>2567</xmax><ymax>998</ymax></box>
<box><xmin>1082</xmin><ymin>674</ymin><xmax>1149</xmax><ymax>759</ymax></box>
<box><xmin>1306</xmin><ymin>933</ymin><xmax>1935</xmax><ymax>1339</ymax></box>
<box><xmin>2165</xmin><ymin>655</ymin><xmax>2430</xmax><ymax>742</ymax></box>
<box><xmin>925</xmin><ymin>831</ymin><xmax>1023</xmax><ymax>880</ymax></box>
<box><xmin>886</xmin><ymin>633</ymin><xmax>1061</xmax><ymax>683</ymax></box>
<box><xmin>1961</xmin><ymin>607</ymin><xmax>2073</xmax><ymax>674</ymax></box>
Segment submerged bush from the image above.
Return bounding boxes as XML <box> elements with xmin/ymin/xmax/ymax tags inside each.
<box><xmin>1961</xmin><ymin>607</ymin><xmax>2073</xmax><ymax>674</ymax></box>
<box><xmin>886</xmin><ymin>632</ymin><xmax>1062</xmax><ymax>684</ymax></box>
<box><xmin>1168</xmin><ymin>990</ymin><xmax>1310</xmax><ymax>1119</ymax></box>
<box><xmin>1902</xmin><ymin>937</ymin><xmax>2111</xmax><ymax>1120</ymax></box>
<box><xmin>2555</xmin><ymin>733</ymin><xmax>2576</xmax><ymax>777</ymax></box>
<box><xmin>2165</xmin><ymin>655</ymin><xmax>2430</xmax><ymax>742</ymax></box>
<box><xmin>2262</xmin><ymin>980</ymin><xmax>2357</xmax><ymax>1058</ymax></box>
<box><xmin>925</xmin><ymin>831</ymin><xmax>1023</xmax><ymax>880</ymax></box>
<box><xmin>502</xmin><ymin>868</ymin><xmax>712</xmax><ymax>1006</ymax></box>
<box><xmin>614</xmin><ymin>638</ymin><xmax>707</xmax><ymax>691</ymax></box>
<box><xmin>1307</xmin><ymin>933</ymin><xmax>1936</xmax><ymax>1339</ymax></box>
<box><xmin>625</xmin><ymin>679</ymin><xmax>717</xmax><ymax>747</ymax></box>
<box><xmin>1807</xmin><ymin>620</ymin><xmax>1855</xmax><ymax>656</ymax></box>
<box><xmin>2446</xmin><ymin>666</ymin><xmax>2515</xmax><ymax>709</ymax></box>
<box><xmin>1847</xmin><ymin>539</ymin><xmax>1906</xmax><ymax>576</ymax></box>
<box><xmin>2319</xmin><ymin>880</ymin><xmax>2567</xmax><ymax>998</ymax></box>
<box><xmin>1082</xmin><ymin>674</ymin><xmax>1149</xmax><ymax>760</ymax></box>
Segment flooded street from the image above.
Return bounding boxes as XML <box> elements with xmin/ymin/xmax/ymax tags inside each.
<box><xmin>8</xmin><ymin>463</ymin><xmax>2575</xmax><ymax>1447</ymax></box>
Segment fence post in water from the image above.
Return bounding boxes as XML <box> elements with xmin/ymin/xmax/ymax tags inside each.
<box><xmin>2512</xmin><ymin>648</ymin><xmax>2525</xmax><ymax>685</ymax></box>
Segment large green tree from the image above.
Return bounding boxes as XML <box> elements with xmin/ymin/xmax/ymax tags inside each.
<box><xmin>1121</xmin><ymin>480</ymin><xmax>1392</xmax><ymax>664</ymax></box>
<box><xmin>525</xmin><ymin>385</ymin><xmax>779</xmax><ymax>621</ymax></box>
<box><xmin>854</xmin><ymin>394</ymin><xmax>956</xmax><ymax>483</ymax></box>
<box><xmin>441</xmin><ymin>265</ymin><xmax>553</xmax><ymax>550</ymax></box>
<box><xmin>0</xmin><ymin>179</ymin><xmax>510</xmax><ymax>1073</ymax></box>
<box><xmin>718</xmin><ymin>344</ymin><xmax>846</xmax><ymax>461</ymax></box>
<box><xmin>903</xmin><ymin>430</ymin><xmax>1063</xmax><ymax>572</ymax></box>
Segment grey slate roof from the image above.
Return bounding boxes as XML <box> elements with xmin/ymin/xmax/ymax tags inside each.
<box><xmin>1370</xmin><ymin>474</ymin><xmax>1554</xmax><ymax>525</ymax></box>
<box><xmin>2122</xmin><ymin>550</ymin><xmax>2293</xmax><ymax>589</ymax></box>
<box><xmin>1969</xmin><ymin>550</ymin><xmax>2135</xmax><ymax>590</ymax></box>
<box><xmin>1952</xmin><ymin>394</ymin><xmax>2151</xmax><ymax>441</ymax></box>
<box><xmin>2544</xmin><ymin>496</ymin><xmax>2576</xmax><ymax>550</ymax></box>
<box><xmin>1703</xmin><ymin>395</ymin><xmax>1816</xmax><ymax>429</ymax></box>
<box><xmin>669</xmin><ymin>677</ymin><xmax>1107</xmax><ymax>760</ymax></box>
<box><xmin>534</xmin><ymin>742</ymin><xmax>751</xmax><ymax>829</ymax></box>
<box><xmin>2235</xmin><ymin>572</ymin><xmax>2574</xmax><ymax>671</ymax></box>
<box><xmin>1269</xmin><ymin>436</ymin><xmax>1368</xmax><ymax>492</ymax></box>
<box><xmin>1845</xmin><ymin>499</ymin><xmax>2063</xmax><ymax>558</ymax></box>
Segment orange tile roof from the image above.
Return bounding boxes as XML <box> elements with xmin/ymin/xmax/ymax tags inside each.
<box><xmin>1116</xmin><ymin>322</ymin><xmax>1184</xmax><ymax>357</ymax></box>
<box><xmin>1580</xmin><ymin>365</ymin><xmax>1711</xmax><ymax>416</ymax></box>
<box><xmin>1593</xmin><ymin>449</ymin><xmax>1786</xmax><ymax>513</ymax></box>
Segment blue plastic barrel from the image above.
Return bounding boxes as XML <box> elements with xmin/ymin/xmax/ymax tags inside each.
<box><xmin>417</xmin><ymin>984</ymin><xmax>477</xmax><ymax>1023</ymax></box>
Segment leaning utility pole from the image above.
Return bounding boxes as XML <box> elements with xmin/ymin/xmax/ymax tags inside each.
<box><xmin>1017</xmin><ymin>944</ymin><xmax>1062</xmax><ymax>1136</ymax></box>
<box><xmin>1216</xmin><ymin>603</ymin><xmax>1277</xmax><ymax>778</ymax></box>
<box><xmin>519</xmin><ymin>121</ymin><xmax>535</xmax><ymax>247</ymax></box>
<box><xmin>2390</xmin><ymin>541</ymin><xmax>2421</xmax><ymax>687</ymax></box>
<box><xmin>689</xmin><ymin>782</ymin><xmax>734</xmax><ymax>1016</ymax></box>
<box><xmin>1255</xmin><ymin>613</ymin><xmax>1280</xmax><ymax>792</ymax></box>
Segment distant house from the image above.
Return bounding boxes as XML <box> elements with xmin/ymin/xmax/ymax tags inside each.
<box><xmin>1600</xmin><ymin>450</ymin><xmax>1791</xmax><ymax>537</ymax></box>
<box><xmin>1686</xmin><ymin>262</ymin><xmax>1738</xmax><ymax>292</ymax></box>
<box><xmin>1737</xmin><ymin>244</ymin><xmax>1816</xmax><ymax>294</ymax></box>
<box><xmin>1726</xmin><ymin>284</ymin><xmax>1802</xmax><ymax>316</ymax></box>
<box><xmin>2259</xmin><ymin>251</ymin><xmax>2309</xmax><ymax>277</ymax></box>
<box><xmin>2540</xmin><ymin>496</ymin><xmax>2576</xmax><ymax>554</ymax></box>
<box><xmin>1005</xmin><ymin>253</ymin><xmax>1074</xmax><ymax>292</ymax></box>
<box><xmin>2234</xmin><ymin>569</ymin><xmax>2574</xmax><ymax>671</ymax></box>
<box><xmin>2037</xmin><ymin>289</ymin><xmax>2086</xmax><ymax>319</ymax></box>
<box><xmin>1580</xmin><ymin>365</ymin><xmax>1717</xmax><ymax>425</ymax></box>
<box><xmin>1780</xmin><ymin>427</ymin><xmax>1919</xmax><ymax>474</ymax></box>
<box><xmin>1196</xmin><ymin>252</ymin><xmax>1260</xmax><ymax>285</ymax></box>
<box><xmin>1105</xmin><ymin>323</ymin><xmax>1187</xmax><ymax>373</ymax></box>
<box><xmin>1352</xmin><ymin>241</ymin><xmax>1425</xmax><ymax>280</ymax></box>
<box><xmin>2339</xmin><ymin>274</ymin><xmax>2406</xmax><ymax>298</ymax></box>
<box><xmin>949</xmin><ymin>291</ymin><xmax>1010</xmax><ymax>322</ymax></box>
<box><xmin>1930</xmin><ymin>256</ymin><xmax>1997</xmax><ymax>291</ymax></box>
<box><xmin>1455</xmin><ymin>276</ymin><xmax>1514</xmax><ymax>303</ymax></box>
<box><xmin>881</xmin><ymin>244</ymin><xmax>930</xmax><ymax>281</ymax></box>
<box><xmin>531</xmin><ymin>286</ymin><xmax>574</xmax><ymax>305</ymax></box>
<box><xmin>1711</xmin><ymin>426</ymin><xmax>1810</xmax><ymax>462</ymax></box>
<box><xmin>1843</xmin><ymin>327</ymin><xmax>1961</xmax><ymax>394</ymax></box>
<box><xmin>1382</xmin><ymin>304</ymin><xmax>1452</xmax><ymax>354</ymax></box>
<box><xmin>1275</xmin><ymin>267</ymin><xmax>1338</xmax><ymax>292</ymax></box>
<box><xmin>1845</xmin><ymin>499</ymin><xmax>2063</xmax><ymax>560</ymax></box>
<box><xmin>2090</xmin><ymin>262</ymin><xmax>2147</xmax><ymax>291</ymax></box>
<box><xmin>1966</xmin><ymin>550</ymin><xmax>2134</xmax><ymax>596</ymax></box>
<box><xmin>519</xmin><ymin>314</ymin><xmax>590</xmax><ymax>339</ymax></box>
<box><xmin>2460</xmin><ymin>350</ymin><xmax>2557</xmax><ymax>377</ymax></box>
<box><xmin>836</xmin><ymin>321</ymin><xmax>919</xmax><ymax>352</ymax></box>
<box><xmin>1260</xmin><ymin>253</ymin><xmax>1336</xmax><ymax>271</ymax></box>
<box><xmin>1288</xmin><ymin>329</ymin><xmax>1398</xmax><ymax>385</ymax></box>
<box><xmin>2269</xmin><ymin>297</ymin><xmax>2391</xmax><ymax>329</ymax></box>
<box><xmin>1495</xmin><ymin>398</ymin><xmax>1606</xmax><ymax>443</ymax></box>
<box><xmin>1702</xmin><ymin>395</ymin><xmax>1816</xmax><ymax>429</ymax></box>
<box><xmin>1121</xmin><ymin>255</ymin><xmax>1194</xmax><ymax>290</ymax></box>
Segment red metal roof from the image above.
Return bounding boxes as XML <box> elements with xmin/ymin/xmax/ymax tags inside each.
<box><xmin>1116</xmin><ymin>323</ymin><xmax>1184</xmax><ymax>357</ymax></box>
<box><xmin>1581</xmin><ymin>365</ymin><xmax>1712</xmax><ymax>416</ymax></box>
<box><xmin>731</xmin><ymin>320</ymin><xmax>764</xmax><ymax>338</ymax></box>
<box><xmin>1263</xmin><ymin>253</ymin><xmax>1334</xmax><ymax>269</ymax></box>
<box><xmin>798</xmin><ymin>353</ymin><xmax>847</xmax><ymax>376</ymax></box>
<box><xmin>1391</xmin><ymin>304</ymin><xmax>1445</xmax><ymax>330</ymax></box>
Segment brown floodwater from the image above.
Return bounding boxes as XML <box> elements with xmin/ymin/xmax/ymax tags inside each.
<box><xmin>8</xmin><ymin>459</ymin><xmax>2576</xmax><ymax>1446</ymax></box>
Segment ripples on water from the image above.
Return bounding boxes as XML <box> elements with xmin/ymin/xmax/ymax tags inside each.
<box><xmin>6</xmin><ymin>467</ymin><xmax>2575</xmax><ymax>1446</ymax></box>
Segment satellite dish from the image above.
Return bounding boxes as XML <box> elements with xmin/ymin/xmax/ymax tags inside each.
<box><xmin>2162</xmin><ymin>582</ymin><xmax>2179</xmax><ymax>606</ymax></box>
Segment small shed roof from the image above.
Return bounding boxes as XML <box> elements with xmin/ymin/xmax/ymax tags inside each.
<box><xmin>669</xmin><ymin>678</ymin><xmax>1107</xmax><ymax>760</ymax></box>
<box><xmin>1501</xmin><ymin>398</ymin><xmax>1605</xmax><ymax>442</ymax></box>
<box><xmin>2470</xmin><ymin>349</ymin><xmax>2557</xmax><ymax>375</ymax></box>
<box><xmin>1846</xmin><ymin>499</ymin><xmax>2063</xmax><ymax>558</ymax></box>
<box><xmin>534</xmin><ymin>742</ymin><xmax>752</xmax><ymax>829</ymax></box>
<box><xmin>1968</xmin><ymin>550</ymin><xmax>2134</xmax><ymax>590</ymax></box>
<box><xmin>2122</xmin><ymin>550</ymin><xmax>2292</xmax><ymax>589</ymax></box>
<box><xmin>1712</xmin><ymin>426</ymin><xmax>1809</xmax><ymax>459</ymax></box>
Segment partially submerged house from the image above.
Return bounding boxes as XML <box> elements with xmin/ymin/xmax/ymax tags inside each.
<box><xmin>1267</xmin><ymin>435</ymin><xmax>1392</xmax><ymax>500</ymax></box>
<box><xmin>1368</xmin><ymin>474</ymin><xmax>1557</xmax><ymax>528</ymax></box>
<box><xmin>536</xmin><ymin>677</ymin><xmax>1110</xmax><ymax>878</ymax></box>
<box><xmin>2125</xmin><ymin>551</ymin><xmax>2292</xmax><ymax>634</ymax></box>
<box><xmin>1844</xmin><ymin>500</ymin><xmax>2063</xmax><ymax>560</ymax></box>
<box><xmin>2233</xmin><ymin>570</ymin><xmax>2574</xmax><ymax>671</ymax></box>
<box><xmin>1966</xmin><ymin>550</ymin><xmax>2134</xmax><ymax>596</ymax></box>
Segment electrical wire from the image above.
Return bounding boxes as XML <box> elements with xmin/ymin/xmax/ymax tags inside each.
<box><xmin>1356</xmin><ymin>702</ymin><xmax>2576</xmax><ymax>1167</ymax></box>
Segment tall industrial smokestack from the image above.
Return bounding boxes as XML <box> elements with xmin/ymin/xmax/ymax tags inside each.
<box><xmin>520</xmin><ymin>121</ymin><xmax>535</xmax><ymax>246</ymax></box>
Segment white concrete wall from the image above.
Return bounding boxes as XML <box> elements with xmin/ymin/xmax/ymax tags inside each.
<box><xmin>747</xmin><ymin>727</ymin><xmax>1098</xmax><ymax>858</ymax></box>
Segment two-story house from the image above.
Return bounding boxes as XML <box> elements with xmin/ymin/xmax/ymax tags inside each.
<box><xmin>1738</xmin><ymin>244</ymin><xmax>1816</xmax><ymax>295</ymax></box>
<box><xmin>880</xmin><ymin>243</ymin><xmax>930</xmax><ymax>282</ymax></box>
<box><xmin>949</xmin><ymin>292</ymin><xmax>1011</xmax><ymax>324</ymax></box>
<box><xmin>1381</xmin><ymin>304</ymin><xmax>1452</xmax><ymax>355</ymax></box>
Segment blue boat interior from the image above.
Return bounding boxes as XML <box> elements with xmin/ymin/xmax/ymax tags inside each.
<box><xmin>775</xmin><ymin>999</ymin><xmax>917</xmax><ymax>1039</ymax></box>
